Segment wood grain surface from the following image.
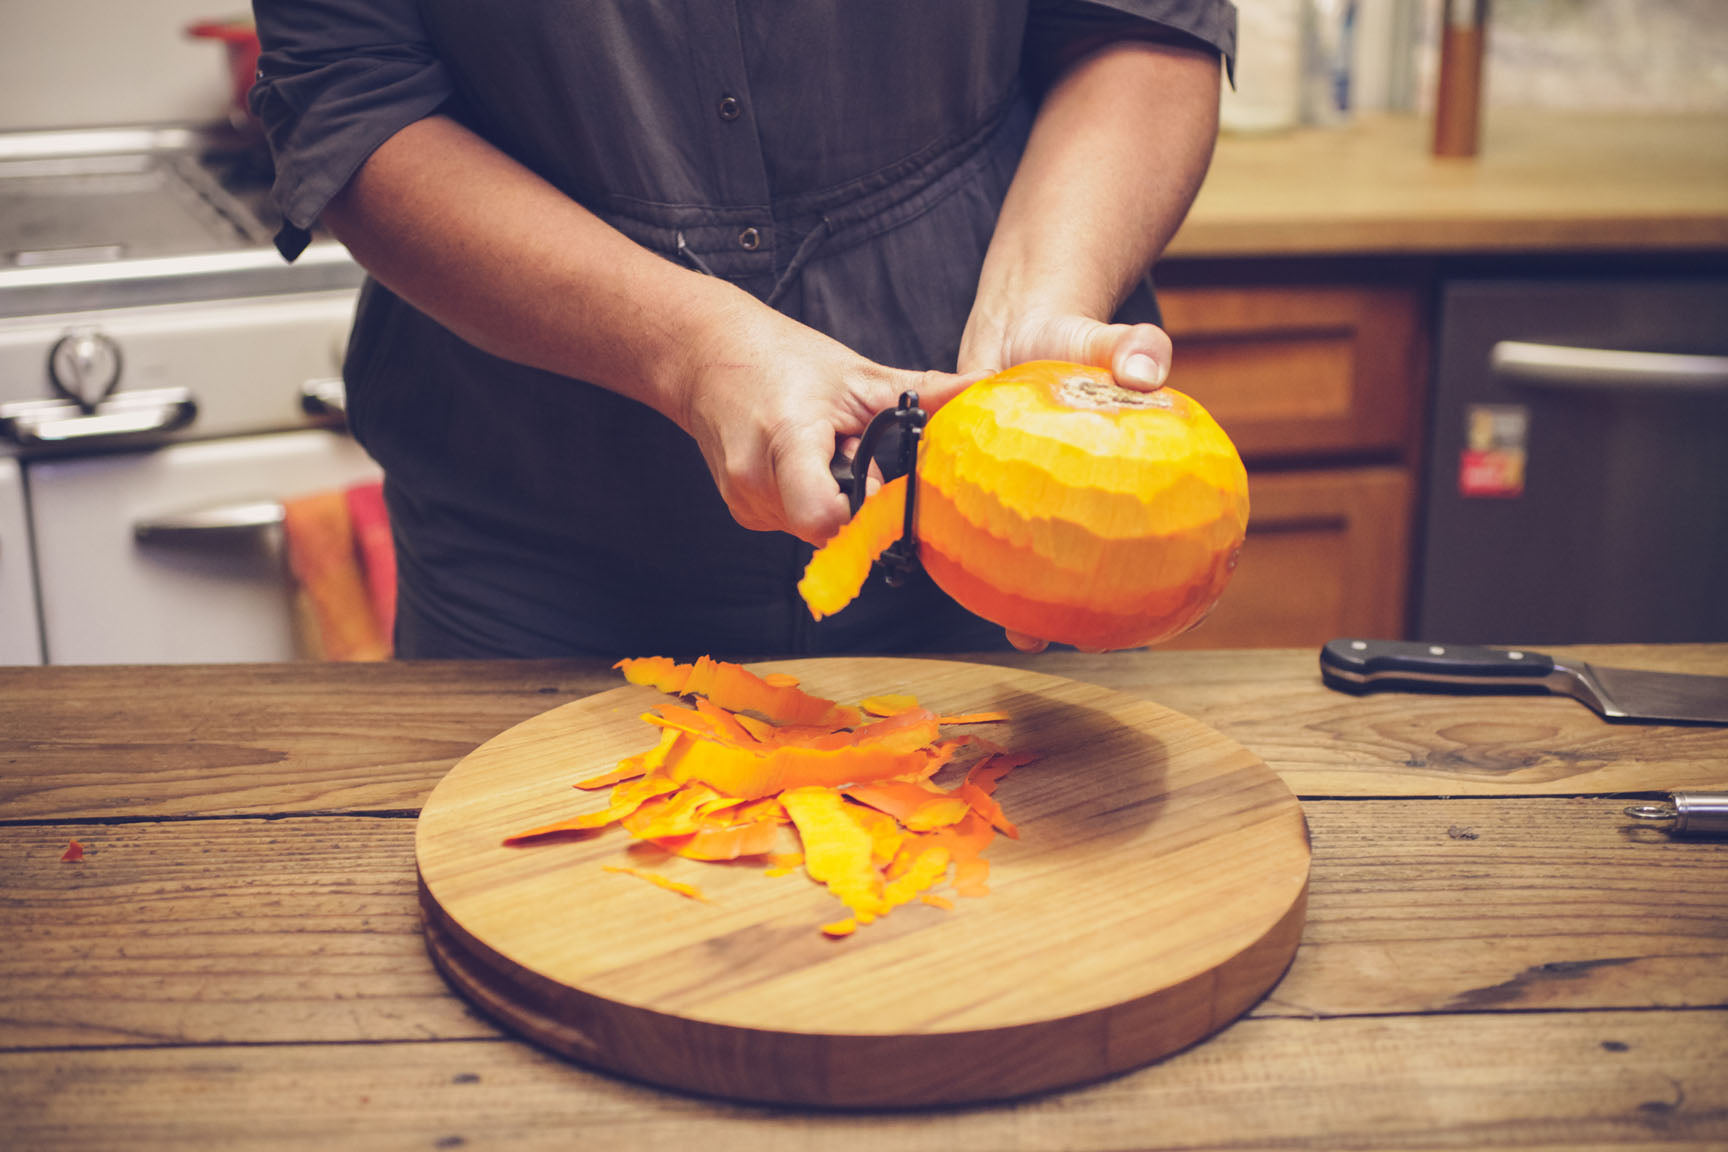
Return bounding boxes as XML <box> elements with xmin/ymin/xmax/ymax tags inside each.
<box><xmin>415</xmin><ymin>658</ymin><xmax>1311</xmax><ymax>1106</ymax></box>
<box><xmin>5</xmin><ymin>1011</ymin><xmax>1722</xmax><ymax>1152</ymax></box>
<box><xmin>5</xmin><ymin>799</ymin><xmax>1720</xmax><ymax>1051</ymax></box>
<box><xmin>3</xmin><ymin>646</ymin><xmax>1724</xmax><ymax>1149</ymax></box>
<box><xmin>3</xmin><ymin>646</ymin><xmax>1722</xmax><ymax>821</ymax></box>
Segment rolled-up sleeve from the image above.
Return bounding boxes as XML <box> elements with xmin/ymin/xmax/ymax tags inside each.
<box><xmin>249</xmin><ymin>0</ymin><xmax>453</xmax><ymax>257</ymax></box>
<box><xmin>1028</xmin><ymin>0</ymin><xmax>1238</xmax><ymax>87</ymax></box>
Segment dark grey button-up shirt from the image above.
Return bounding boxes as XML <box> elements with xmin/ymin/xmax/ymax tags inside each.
<box><xmin>251</xmin><ymin>1</ymin><xmax>1236</xmax><ymax>660</ymax></box>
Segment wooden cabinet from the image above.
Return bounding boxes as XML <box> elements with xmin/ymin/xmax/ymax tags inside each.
<box><xmin>1164</xmin><ymin>466</ymin><xmax>1413</xmax><ymax>650</ymax></box>
<box><xmin>1153</xmin><ymin>277</ymin><xmax>1427</xmax><ymax>649</ymax></box>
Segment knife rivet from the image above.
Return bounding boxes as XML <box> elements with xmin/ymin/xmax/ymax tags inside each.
<box><xmin>1350</xmin><ymin>640</ymin><xmax>1367</xmax><ymax>650</ymax></box>
<box><xmin>1429</xmin><ymin>645</ymin><xmax>1446</xmax><ymax>655</ymax></box>
<box><xmin>1508</xmin><ymin>651</ymin><xmax>1525</xmax><ymax>659</ymax></box>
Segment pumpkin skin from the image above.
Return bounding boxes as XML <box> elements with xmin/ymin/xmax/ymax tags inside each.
<box><xmin>802</xmin><ymin>361</ymin><xmax>1249</xmax><ymax>651</ymax></box>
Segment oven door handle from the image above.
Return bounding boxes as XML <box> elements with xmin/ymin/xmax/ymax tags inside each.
<box><xmin>0</xmin><ymin>388</ymin><xmax>197</xmax><ymax>446</ymax></box>
<box><xmin>134</xmin><ymin>499</ymin><xmax>285</xmax><ymax>543</ymax></box>
<box><xmin>1490</xmin><ymin>341</ymin><xmax>1728</xmax><ymax>394</ymax></box>
<box><xmin>300</xmin><ymin>377</ymin><xmax>348</xmax><ymax>421</ymax></box>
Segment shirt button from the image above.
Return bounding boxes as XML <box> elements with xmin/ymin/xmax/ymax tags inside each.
<box><xmin>737</xmin><ymin>227</ymin><xmax>761</xmax><ymax>251</ymax></box>
<box><xmin>718</xmin><ymin>95</ymin><xmax>742</xmax><ymax>121</ymax></box>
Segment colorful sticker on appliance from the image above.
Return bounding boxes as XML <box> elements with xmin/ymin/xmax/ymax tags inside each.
<box><xmin>1459</xmin><ymin>404</ymin><xmax>1528</xmax><ymax>498</ymax></box>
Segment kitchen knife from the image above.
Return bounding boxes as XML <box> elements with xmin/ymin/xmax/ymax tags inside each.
<box><xmin>1319</xmin><ymin>638</ymin><xmax>1728</xmax><ymax>725</ymax></box>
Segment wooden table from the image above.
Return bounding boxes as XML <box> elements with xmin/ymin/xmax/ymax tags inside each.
<box><xmin>3</xmin><ymin>645</ymin><xmax>1725</xmax><ymax>1149</ymax></box>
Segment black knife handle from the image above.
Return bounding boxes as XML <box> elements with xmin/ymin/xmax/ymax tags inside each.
<box><xmin>1320</xmin><ymin>638</ymin><xmax>1556</xmax><ymax>695</ymax></box>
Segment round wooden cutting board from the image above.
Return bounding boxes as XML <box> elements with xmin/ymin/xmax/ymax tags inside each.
<box><xmin>416</xmin><ymin>657</ymin><xmax>1309</xmax><ymax>1108</ymax></box>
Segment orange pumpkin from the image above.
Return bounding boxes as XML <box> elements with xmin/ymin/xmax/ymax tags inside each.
<box><xmin>801</xmin><ymin>361</ymin><xmax>1249</xmax><ymax>651</ymax></box>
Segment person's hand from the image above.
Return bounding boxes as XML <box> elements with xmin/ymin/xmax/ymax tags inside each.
<box><xmin>957</xmin><ymin>309</ymin><xmax>1176</xmax><ymax>653</ymax></box>
<box><xmin>957</xmin><ymin>309</ymin><xmax>1173</xmax><ymax>392</ymax></box>
<box><xmin>673</xmin><ymin>290</ymin><xmax>984</xmax><ymax>547</ymax></box>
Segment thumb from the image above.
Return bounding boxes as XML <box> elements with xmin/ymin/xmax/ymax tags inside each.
<box><xmin>1078</xmin><ymin>321</ymin><xmax>1172</xmax><ymax>393</ymax></box>
<box><xmin>1050</xmin><ymin>317</ymin><xmax>1175</xmax><ymax>393</ymax></box>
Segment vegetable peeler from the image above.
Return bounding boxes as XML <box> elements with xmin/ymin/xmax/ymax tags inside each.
<box><xmin>828</xmin><ymin>390</ymin><xmax>926</xmax><ymax>586</ymax></box>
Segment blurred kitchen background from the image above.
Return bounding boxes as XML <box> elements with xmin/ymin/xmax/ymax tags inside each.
<box><xmin>0</xmin><ymin>1</ymin><xmax>1725</xmax><ymax>664</ymax></box>
<box><xmin>1221</xmin><ymin>0</ymin><xmax>1728</xmax><ymax>132</ymax></box>
<box><xmin>6</xmin><ymin>0</ymin><xmax>1726</xmax><ymax>133</ymax></box>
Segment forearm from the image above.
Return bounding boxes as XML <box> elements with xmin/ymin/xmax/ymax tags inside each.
<box><xmin>320</xmin><ymin>113</ymin><xmax>977</xmax><ymax>545</ymax></box>
<box><xmin>320</xmin><ymin>114</ymin><xmax>741</xmax><ymax>427</ymax></box>
<box><xmin>964</xmin><ymin>40</ymin><xmax>1221</xmax><ymax>366</ymax></box>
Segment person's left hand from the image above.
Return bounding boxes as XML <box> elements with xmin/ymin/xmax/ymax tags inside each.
<box><xmin>957</xmin><ymin>310</ymin><xmax>1173</xmax><ymax>394</ymax></box>
<box><xmin>956</xmin><ymin>310</ymin><xmax>1176</xmax><ymax>652</ymax></box>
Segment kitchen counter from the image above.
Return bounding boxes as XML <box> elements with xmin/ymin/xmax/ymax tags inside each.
<box><xmin>1168</xmin><ymin>110</ymin><xmax>1728</xmax><ymax>258</ymax></box>
<box><xmin>3</xmin><ymin>646</ymin><xmax>1725</xmax><ymax>1149</ymax></box>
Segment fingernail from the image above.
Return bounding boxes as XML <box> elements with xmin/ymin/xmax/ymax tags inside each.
<box><xmin>1121</xmin><ymin>353</ymin><xmax>1167</xmax><ymax>389</ymax></box>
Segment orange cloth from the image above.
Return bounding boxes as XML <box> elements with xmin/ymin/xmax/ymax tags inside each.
<box><xmin>282</xmin><ymin>481</ymin><xmax>393</xmax><ymax>661</ymax></box>
<box><xmin>344</xmin><ymin>481</ymin><xmax>397</xmax><ymax>641</ymax></box>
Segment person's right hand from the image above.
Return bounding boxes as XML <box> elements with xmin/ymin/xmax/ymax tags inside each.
<box><xmin>672</xmin><ymin>287</ymin><xmax>985</xmax><ymax>548</ymax></box>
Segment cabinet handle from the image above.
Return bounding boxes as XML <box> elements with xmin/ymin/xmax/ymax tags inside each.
<box><xmin>134</xmin><ymin>499</ymin><xmax>284</xmax><ymax>543</ymax></box>
<box><xmin>1490</xmin><ymin>341</ymin><xmax>1728</xmax><ymax>394</ymax></box>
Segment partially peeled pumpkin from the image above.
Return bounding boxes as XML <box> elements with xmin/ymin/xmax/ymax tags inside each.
<box><xmin>800</xmin><ymin>361</ymin><xmax>1249</xmax><ymax>651</ymax></box>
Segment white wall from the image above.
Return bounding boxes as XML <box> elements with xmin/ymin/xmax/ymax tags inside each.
<box><xmin>1228</xmin><ymin>0</ymin><xmax>1728</xmax><ymax>133</ymax></box>
<box><xmin>0</xmin><ymin>0</ymin><xmax>237</xmax><ymax>132</ymax></box>
<box><xmin>1416</xmin><ymin>0</ymin><xmax>1728</xmax><ymax>113</ymax></box>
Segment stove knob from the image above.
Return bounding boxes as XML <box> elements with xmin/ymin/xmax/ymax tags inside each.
<box><xmin>49</xmin><ymin>328</ymin><xmax>123</xmax><ymax>413</ymax></box>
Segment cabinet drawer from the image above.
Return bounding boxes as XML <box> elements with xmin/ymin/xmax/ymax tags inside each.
<box><xmin>1156</xmin><ymin>284</ymin><xmax>1423</xmax><ymax>461</ymax></box>
<box><xmin>1166</xmin><ymin>465</ymin><xmax>1413</xmax><ymax>650</ymax></box>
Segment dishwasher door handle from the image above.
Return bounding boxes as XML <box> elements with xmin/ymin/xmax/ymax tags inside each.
<box><xmin>1491</xmin><ymin>340</ymin><xmax>1728</xmax><ymax>394</ymax></box>
<box><xmin>134</xmin><ymin>499</ymin><xmax>285</xmax><ymax>543</ymax></box>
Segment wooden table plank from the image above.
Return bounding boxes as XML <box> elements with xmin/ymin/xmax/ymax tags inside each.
<box><xmin>989</xmin><ymin>647</ymin><xmax>1728</xmax><ymax>798</ymax></box>
<box><xmin>0</xmin><ymin>661</ymin><xmax>618</xmax><ymax>820</ymax></box>
<box><xmin>4</xmin><ymin>1011</ymin><xmax>1723</xmax><ymax>1151</ymax></box>
<box><xmin>1269</xmin><ymin>796</ymin><xmax>1728</xmax><ymax>1018</ymax></box>
<box><xmin>6</xmin><ymin>798</ymin><xmax>1722</xmax><ymax>1051</ymax></box>
<box><xmin>1</xmin><ymin>816</ymin><xmax>490</xmax><ymax>1050</ymax></box>
<box><xmin>2</xmin><ymin>648</ymin><xmax>1724</xmax><ymax>821</ymax></box>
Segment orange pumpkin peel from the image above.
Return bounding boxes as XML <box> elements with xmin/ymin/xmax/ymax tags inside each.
<box><xmin>506</xmin><ymin>658</ymin><xmax>1035</xmax><ymax>933</ymax></box>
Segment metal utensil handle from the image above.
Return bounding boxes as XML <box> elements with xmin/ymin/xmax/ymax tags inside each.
<box><xmin>1625</xmin><ymin>791</ymin><xmax>1728</xmax><ymax>837</ymax></box>
<box><xmin>1491</xmin><ymin>341</ymin><xmax>1728</xmax><ymax>394</ymax></box>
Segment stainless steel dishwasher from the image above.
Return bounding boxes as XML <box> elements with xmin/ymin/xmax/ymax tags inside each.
<box><xmin>1415</xmin><ymin>277</ymin><xmax>1728</xmax><ymax>644</ymax></box>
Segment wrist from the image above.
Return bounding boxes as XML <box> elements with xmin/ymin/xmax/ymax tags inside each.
<box><xmin>626</xmin><ymin>271</ymin><xmax>757</xmax><ymax>434</ymax></box>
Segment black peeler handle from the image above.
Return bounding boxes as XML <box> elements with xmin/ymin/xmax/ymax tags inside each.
<box><xmin>827</xmin><ymin>391</ymin><xmax>925</xmax><ymax>586</ymax></box>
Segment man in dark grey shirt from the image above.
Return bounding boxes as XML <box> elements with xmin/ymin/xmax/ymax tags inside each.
<box><xmin>251</xmin><ymin>1</ymin><xmax>1236</xmax><ymax>660</ymax></box>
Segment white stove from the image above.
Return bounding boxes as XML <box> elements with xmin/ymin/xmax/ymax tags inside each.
<box><xmin>0</xmin><ymin>126</ymin><xmax>379</xmax><ymax>665</ymax></box>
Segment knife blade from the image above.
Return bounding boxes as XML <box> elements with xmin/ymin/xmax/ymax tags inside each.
<box><xmin>1319</xmin><ymin>638</ymin><xmax>1728</xmax><ymax>726</ymax></box>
